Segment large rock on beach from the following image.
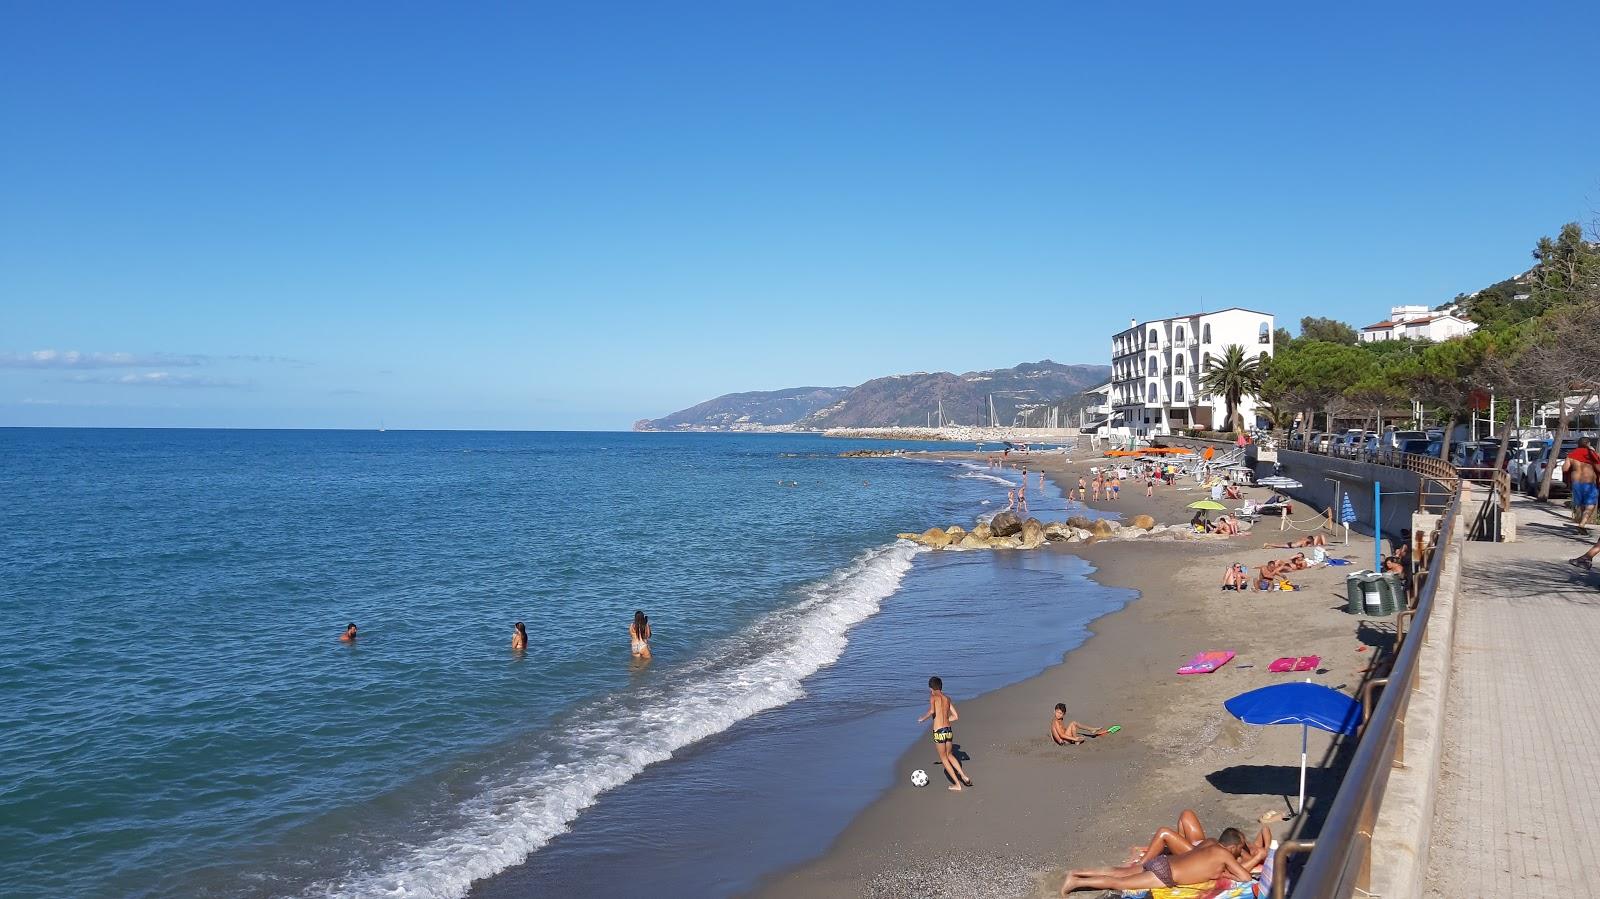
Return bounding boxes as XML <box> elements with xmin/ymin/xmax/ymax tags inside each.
<box><xmin>986</xmin><ymin>535</ymin><xmax>1023</xmax><ymax>549</ymax></box>
<box><xmin>1131</xmin><ymin>514</ymin><xmax>1156</xmax><ymax>530</ymax></box>
<box><xmin>1066</xmin><ymin>515</ymin><xmax>1095</xmax><ymax>531</ymax></box>
<box><xmin>958</xmin><ymin>533</ymin><xmax>989</xmax><ymax>549</ymax></box>
<box><xmin>971</xmin><ymin>521</ymin><xmax>993</xmax><ymax>540</ymax></box>
<box><xmin>989</xmin><ymin>511</ymin><xmax>1023</xmax><ymax>537</ymax></box>
<box><xmin>945</xmin><ymin>525</ymin><xmax>966</xmax><ymax>540</ymax></box>
<box><xmin>1019</xmin><ymin>518</ymin><xmax>1046</xmax><ymax>548</ymax></box>
<box><xmin>1090</xmin><ymin>519</ymin><xmax>1117</xmax><ymax>538</ymax></box>
<box><xmin>919</xmin><ymin>527</ymin><xmax>953</xmax><ymax>549</ymax></box>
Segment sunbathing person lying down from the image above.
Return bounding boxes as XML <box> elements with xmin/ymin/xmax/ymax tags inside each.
<box><xmin>1059</xmin><ymin>826</ymin><xmax>1268</xmax><ymax>895</ymax></box>
<box><xmin>1123</xmin><ymin>810</ymin><xmax>1272</xmax><ymax>866</ymax></box>
<box><xmin>1264</xmin><ymin>533</ymin><xmax>1326</xmax><ymax>548</ymax></box>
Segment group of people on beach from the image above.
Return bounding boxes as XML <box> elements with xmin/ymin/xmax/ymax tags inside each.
<box><xmin>338</xmin><ymin>610</ymin><xmax>654</xmax><ymax>660</ymax></box>
<box><xmin>1058</xmin><ymin>810</ymin><xmax>1273</xmax><ymax>894</ymax></box>
<box><xmin>1074</xmin><ymin>469</ymin><xmax>1122</xmax><ymax>503</ymax></box>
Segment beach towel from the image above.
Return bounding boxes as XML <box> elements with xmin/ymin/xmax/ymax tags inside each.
<box><xmin>1268</xmin><ymin>655</ymin><xmax>1320</xmax><ymax>673</ymax></box>
<box><xmin>1121</xmin><ymin>879</ymin><xmax>1262</xmax><ymax>899</ymax></box>
<box><xmin>1327</xmin><ymin>558</ymin><xmax>1353</xmax><ymax>566</ymax></box>
<box><xmin>1177</xmin><ymin>650</ymin><xmax>1235</xmax><ymax>675</ymax></box>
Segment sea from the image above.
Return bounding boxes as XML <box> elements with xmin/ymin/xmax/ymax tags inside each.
<box><xmin>0</xmin><ymin>429</ymin><xmax>1133</xmax><ymax>899</ymax></box>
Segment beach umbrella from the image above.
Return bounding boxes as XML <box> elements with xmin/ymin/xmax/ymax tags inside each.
<box><xmin>1224</xmin><ymin>682</ymin><xmax>1361</xmax><ymax>818</ymax></box>
<box><xmin>1187</xmin><ymin>499</ymin><xmax>1227</xmax><ymax>511</ymax></box>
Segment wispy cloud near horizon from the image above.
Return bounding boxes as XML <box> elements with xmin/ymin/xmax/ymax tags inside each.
<box><xmin>63</xmin><ymin>372</ymin><xmax>253</xmax><ymax>389</ymax></box>
<box><xmin>1</xmin><ymin>350</ymin><xmax>208</xmax><ymax>369</ymax></box>
<box><xmin>1</xmin><ymin>350</ymin><xmax>306</xmax><ymax>369</ymax></box>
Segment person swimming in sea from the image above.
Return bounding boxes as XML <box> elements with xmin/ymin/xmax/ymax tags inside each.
<box><xmin>629</xmin><ymin>610</ymin><xmax>652</xmax><ymax>659</ymax></box>
<box><xmin>340</xmin><ymin>622</ymin><xmax>358</xmax><ymax>643</ymax></box>
<box><xmin>511</xmin><ymin>621</ymin><xmax>527</xmax><ymax>651</ymax></box>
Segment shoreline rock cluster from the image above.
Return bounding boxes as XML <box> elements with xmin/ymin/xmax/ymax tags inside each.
<box><xmin>897</xmin><ymin>510</ymin><xmax>1208</xmax><ymax>550</ymax></box>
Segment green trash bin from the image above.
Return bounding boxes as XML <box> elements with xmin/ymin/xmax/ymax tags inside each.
<box><xmin>1375</xmin><ymin>572</ymin><xmax>1405</xmax><ymax>616</ymax></box>
<box><xmin>1344</xmin><ymin>571</ymin><xmax>1374</xmax><ymax>615</ymax></box>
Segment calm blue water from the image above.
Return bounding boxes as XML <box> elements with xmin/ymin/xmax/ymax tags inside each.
<box><xmin>0</xmin><ymin>428</ymin><xmax>1132</xmax><ymax>895</ymax></box>
<box><xmin>1</xmin><ymin>429</ymin><xmax>1135</xmax><ymax>899</ymax></box>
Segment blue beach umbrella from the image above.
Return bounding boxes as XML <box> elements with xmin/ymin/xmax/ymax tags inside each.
<box><xmin>1225</xmin><ymin>682</ymin><xmax>1361</xmax><ymax>818</ymax></box>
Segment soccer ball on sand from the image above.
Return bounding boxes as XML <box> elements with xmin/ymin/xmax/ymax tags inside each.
<box><xmin>910</xmin><ymin>769</ymin><xmax>929</xmax><ymax>787</ymax></box>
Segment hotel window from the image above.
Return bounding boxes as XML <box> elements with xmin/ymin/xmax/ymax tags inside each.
<box><xmin>1148</xmin><ymin>328</ymin><xmax>1159</xmax><ymax>344</ymax></box>
<box><xmin>1147</xmin><ymin>384</ymin><xmax>1157</xmax><ymax>403</ymax></box>
<box><xmin>1258</xmin><ymin>322</ymin><xmax>1271</xmax><ymax>344</ymax></box>
<box><xmin>1173</xmin><ymin>356</ymin><xmax>1185</xmax><ymax>374</ymax></box>
<box><xmin>1174</xmin><ymin>325</ymin><xmax>1185</xmax><ymax>343</ymax></box>
<box><xmin>1174</xmin><ymin>382</ymin><xmax>1185</xmax><ymax>402</ymax></box>
<box><xmin>1202</xmin><ymin>324</ymin><xmax>1211</xmax><ymax>344</ymax></box>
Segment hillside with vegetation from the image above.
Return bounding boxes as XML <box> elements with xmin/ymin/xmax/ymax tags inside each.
<box><xmin>636</xmin><ymin>360</ymin><xmax>1110</xmax><ymax>431</ymax></box>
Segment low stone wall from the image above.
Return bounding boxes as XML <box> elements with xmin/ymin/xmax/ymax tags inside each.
<box><xmin>1367</xmin><ymin>516</ymin><xmax>1464</xmax><ymax>899</ymax></box>
<box><xmin>1251</xmin><ymin>448</ymin><xmax>1422</xmax><ymax>542</ymax></box>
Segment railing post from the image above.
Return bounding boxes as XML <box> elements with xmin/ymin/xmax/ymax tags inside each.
<box><xmin>1270</xmin><ymin>840</ymin><xmax>1315</xmax><ymax>899</ymax></box>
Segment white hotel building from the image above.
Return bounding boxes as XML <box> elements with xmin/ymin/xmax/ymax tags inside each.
<box><xmin>1109</xmin><ymin>308</ymin><xmax>1275</xmax><ymax>437</ymax></box>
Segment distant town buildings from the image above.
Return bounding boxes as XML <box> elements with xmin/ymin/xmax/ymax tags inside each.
<box><xmin>1358</xmin><ymin>305</ymin><xmax>1478</xmax><ymax>343</ymax></box>
<box><xmin>1107</xmin><ymin>308</ymin><xmax>1275</xmax><ymax>438</ymax></box>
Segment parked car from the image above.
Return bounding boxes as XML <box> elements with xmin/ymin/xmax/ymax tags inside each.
<box><xmin>1314</xmin><ymin>432</ymin><xmax>1334</xmax><ymax>454</ymax></box>
<box><xmin>1508</xmin><ymin>440</ymin><xmax>1549</xmax><ymax>489</ymax></box>
<box><xmin>1396</xmin><ymin>437</ymin><xmax>1433</xmax><ymax>458</ymax></box>
<box><xmin>1375</xmin><ymin>430</ymin><xmax>1427</xmax><ymax>464</ymax></box>
<box><xmin>1452</xmin><ymin>440</ymin><xmax>1513</xmax><ymax>480</ymax></box>
<box><xmin>1523</xmin><ymin>439</ymin><xmax>1580</xmax><ymax>496</ymax></box>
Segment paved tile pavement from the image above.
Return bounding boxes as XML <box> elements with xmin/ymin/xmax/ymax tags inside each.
<box><xmin>1424</xmin><ymin>497</ymin><xmax>1600</xmax><ymax>899</ymax></box>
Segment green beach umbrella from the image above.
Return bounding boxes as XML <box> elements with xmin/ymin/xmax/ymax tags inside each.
<box><xmin>1187</xmin><ymin>500</ymin><xmax>1227</xmax><ymax>511</ymax></box>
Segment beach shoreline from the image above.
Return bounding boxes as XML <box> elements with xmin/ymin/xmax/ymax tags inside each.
<box><xmin>756</xmin><ymin>450</ymin><xmax>1385</xmax><ymax>898</ymax></box>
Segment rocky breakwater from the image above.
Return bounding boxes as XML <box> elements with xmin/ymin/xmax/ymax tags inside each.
<box><xmin>898</xmin><ymin>512</ymin><xmax>1211</xmax><ymax>551</ymax></box>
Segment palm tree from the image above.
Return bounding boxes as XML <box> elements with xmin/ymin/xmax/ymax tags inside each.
<box><xmin>1200</xmin><ymin>344</ymin><xmax>1266</xmax><ymax>435</ymax></box>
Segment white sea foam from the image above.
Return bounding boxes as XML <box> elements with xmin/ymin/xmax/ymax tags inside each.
<box><xmin>311</xmin><ymin>542</ymin><xmax>924</xmax><ymax>899</ymax></box>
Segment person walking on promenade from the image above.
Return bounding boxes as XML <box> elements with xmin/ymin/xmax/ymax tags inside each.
<box><xmin>1565</xmin><ymin>437</ymin><xmax>1600</xmax><ymax>534</ymax></box>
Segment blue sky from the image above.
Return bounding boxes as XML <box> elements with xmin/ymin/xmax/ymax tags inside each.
<box><xmin>3</xmin><ymin>1</ymin><xmax>1596</xmax><ymax>430</ymax></box>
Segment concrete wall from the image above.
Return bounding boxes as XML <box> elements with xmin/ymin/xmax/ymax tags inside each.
<box><xmin>1251</xmin><ymin>448</ymin><xmax>1421</xmax><ymax>542</ymax></box>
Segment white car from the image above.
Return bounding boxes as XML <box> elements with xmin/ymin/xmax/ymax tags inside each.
<box><xmin>1507</xmin><ymin>442</ymin><xmax>1546</xmax><ymax>489</ymax></box>
<box><xmin>1523</xmin><ymin>440</ymin><xmax>1577</xmax><ymax>496</ymax></box>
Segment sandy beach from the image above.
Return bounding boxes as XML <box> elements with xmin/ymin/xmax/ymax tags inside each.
<box><xmin>758</xmin><ymin>449</ymin><xmax>1391</xmax><ymax>898</ymax></box>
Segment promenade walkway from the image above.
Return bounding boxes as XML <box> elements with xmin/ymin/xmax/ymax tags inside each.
<box><xmin>1424</xmin><ymin>496</ymin><xmax>1600</xmax><ymax>898</ymax></box>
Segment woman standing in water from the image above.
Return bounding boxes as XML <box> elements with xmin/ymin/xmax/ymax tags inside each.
<box><xmin>629</xmin><ymin>610</ymin><xmax>652</xmax><ymax>659</ymax></box>
<box><xmin>511</xmin><ymin>621</ymin><xmax>528</xmax><ymax>651</ymax></box>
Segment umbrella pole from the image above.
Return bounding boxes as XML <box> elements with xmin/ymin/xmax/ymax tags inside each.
<box><xmin>1297</xmin><ymin>723</ymin><xmax>1308</xmax><ymax>817</ymax></box>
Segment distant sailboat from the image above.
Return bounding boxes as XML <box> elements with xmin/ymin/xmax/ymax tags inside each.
<box><xmin>378</xmin><ymin>420</ymin><xmax>387</xmax><ymax>432</ymax></box>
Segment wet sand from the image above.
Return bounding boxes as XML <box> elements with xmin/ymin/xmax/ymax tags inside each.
<box><xmin>758</xmin><ymin>449</ymin><xmax>1388</xmax><ymax>898</ymax></box>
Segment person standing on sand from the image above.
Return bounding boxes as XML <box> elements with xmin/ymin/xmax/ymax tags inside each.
<box><xmin>629</xmin><ymin>610</ymin><xmax>652</xmax><ymax>659</ymax></box>
<box><xmin>918</xmin><ymin>676</ymin><xmax>972</xmax><ymax>790</ymax></box>
<box><xmin>1110</xmin><ymin>477</ymin><xmax>1120</xmax><ymax>501</ymax></box>
<box><xmin>1146</xmin><ymin>474</ymin><xmax>1155</xmax><ymax>498</ymax></box>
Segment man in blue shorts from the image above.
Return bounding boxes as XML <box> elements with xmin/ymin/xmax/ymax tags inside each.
<box><xmin>1564</xmin><ymin>438</ymin><xmax>1600</xmax><ymax>535</ymax></box>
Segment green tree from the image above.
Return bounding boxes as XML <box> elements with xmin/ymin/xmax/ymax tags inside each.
<box><xmin>1199</xmin><ymin>344</ymin><xmax>1266</xmax><ymax>435</ymax></box>
<box><xmin>1261</xmin><ymin>341</ymin><xmax>1372</xmax><ymax>445</ymax></box>
<box><xmin>1299</xmin><ymin>316</ymin><xmax>1359</xmax><ymax>345</ymax></box>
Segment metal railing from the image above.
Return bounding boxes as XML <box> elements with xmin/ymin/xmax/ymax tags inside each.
<box><xmin>1270</xmin><ymin>491</ymin><xmax>1461</xmax><ymax>899</ymax></box>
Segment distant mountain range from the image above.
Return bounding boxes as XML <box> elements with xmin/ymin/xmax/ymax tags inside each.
<box><xmin>634</xmin><ymin>360</ymin><xmax>1111</xmax><ymax>432</ymax></box>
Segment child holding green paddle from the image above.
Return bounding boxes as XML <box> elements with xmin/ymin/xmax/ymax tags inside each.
<box><xmin>1050</xmin><ymin>703</ymin><xmax>1120</xmax><ymax>745</ymax></box>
